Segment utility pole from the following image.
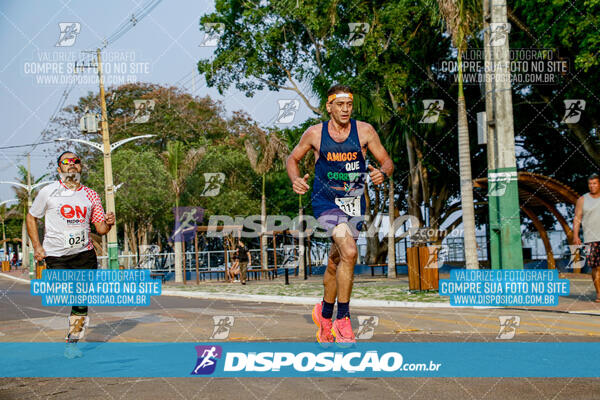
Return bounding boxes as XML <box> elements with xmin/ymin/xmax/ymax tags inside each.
<box><xmin>26</xmin><ymin>154</ymin><xmax>33</xmax><ymax>275</ymax></box>
<box><xmin>96</xmin><ymin>48</ymin><xmax>119</xmax><ymax>269</ymax></box>
<box><xmin>483</xmin><ymin>0</ymin><xmax>523</xmax><ymax>269</ymax></box>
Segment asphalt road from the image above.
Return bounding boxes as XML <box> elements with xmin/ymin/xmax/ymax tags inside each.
<box><xmin>2</xmin><ymin>276</ymin><xmax>600</xmax><ymax>399</ymax></box>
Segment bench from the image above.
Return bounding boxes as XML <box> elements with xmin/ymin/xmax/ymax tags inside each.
<box><xmin>196</xmin><ymin>270</ymin><xmax>226</xmax><ymax>281</ymax></box>
<box><xmin>150</xmin><ymin>272</ymin><xmax>167</xmax><ymax>283</ymax></box>
<box><xmin>178</xmin><ymin>267</ymin><xmax>278</xmax><ymax>282</ymax></box>
<box><xmin>214</xmin><ymin>267</ymin><xmax>277</xmax><ymax>282</ymax></box>
<box><xmin>247</xmin><ymin>267</ymin><xmax>278</xmax><ymax>280</ymax></box>
<box><xmin>368</xmin><ymin>264</ymin><xmax>387</xmax><ymax>276</ymax></box>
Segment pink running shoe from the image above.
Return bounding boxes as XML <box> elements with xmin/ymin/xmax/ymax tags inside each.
<box><xmin>312</xmin><ymin>302</ymin><xmax>334</xmax><ymax>344</ymax></box>
<box><xmin>332</xmin><ymin>316</ymin><xmax>356</xmax><ymax>344</ymax></box>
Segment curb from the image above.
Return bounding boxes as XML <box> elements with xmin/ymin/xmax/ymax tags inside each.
<box><xmin>7</xmin><ymin>272</ymin><xmax>592</xmax><ymax>312</ymax></box>
<box><xmin>503</xmin><ymin>306</ymin><xmax>600</xmax><ymax>317</ymax></box>
<box><xmin>0</xmin><ymin>272</ymin><xmax>452</xmax><ymax>308</ymax></box>
<box><xmin>0</xmin><ymin>272</ymin><xmax>30</xmax><ymax>284</ymax></box>
<box><xmin>161</xmin><ymin>289</ymin><xmax>454</xmax><ymax>308</ymax></box>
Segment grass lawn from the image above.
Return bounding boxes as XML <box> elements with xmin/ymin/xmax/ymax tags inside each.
<box><xmin>168</xmin><ymin>280</ymin><xmax>447</xmax><ymax>303</ymax></box>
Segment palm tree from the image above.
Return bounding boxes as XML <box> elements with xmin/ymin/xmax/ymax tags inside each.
<box><xmin>9</xmin><ymin>165</ymin><xmax>50</xmax><ymax>270</ymax></box>
<box><xmin>354</xmin><ymin>90</ymin><xmax>405</xmax><ymax>277</ymax></box>
<box><xmin>161</xmin><ymin>141</ymin><xmax>205</xmax><ymax>283</ymax></box>
<box><xmin>244</xmin><ymin>128</ymin><xmax>289</xmax><ymax>269</ymax></box>
<box><xmin>434</xmin><ymin>0</ymin><xmax>481</xmax><ymax>269</ymax></box>
<box><xmin>0</xmin><ymin>200</ymin><xmax>18</xmax><ymax>260</ymax></box>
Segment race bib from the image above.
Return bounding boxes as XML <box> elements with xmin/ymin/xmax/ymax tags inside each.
<box><xmin>64</xmin><ymin>229</ymin><xmax>88</xmax><ymax>249</ymax></box>
<box><xmin>335</xmin><ymin>196</ymin><xmax>361</xmax><ymax>217</ymax></box>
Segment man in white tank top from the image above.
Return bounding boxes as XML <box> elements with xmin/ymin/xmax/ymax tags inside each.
<box><xmin>573</xmin><ymin>173</ymin><xmax>600</xmax><ymax>302</ymax></box>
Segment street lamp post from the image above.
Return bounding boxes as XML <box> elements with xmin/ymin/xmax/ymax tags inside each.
<box><xmin>55</xmin><ymin>134</ymin><xmax>155</xmax><ymax>269</ymax></box>
<box><xmin>96</xmin><ymin>48</ymin><xmax>120</xmax><ymax>270</ymax></box>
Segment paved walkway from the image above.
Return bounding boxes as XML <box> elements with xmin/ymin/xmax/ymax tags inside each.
<box><xmin>3</xmin><ymin>268</ymin><xmax>600</xmax><ymax>314</ymax></box>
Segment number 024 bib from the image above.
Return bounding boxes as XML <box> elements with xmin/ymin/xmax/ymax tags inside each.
<box><xmin>64</xmin><ymin>229</ymin><xmax>88</xmax><ymax>249</ymax></box>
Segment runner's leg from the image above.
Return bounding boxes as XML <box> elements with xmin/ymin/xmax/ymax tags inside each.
<box><xmin>71</xmin><ymin>250</ymin><xmax>98</xmax><ymax>316</ymax></box>
<box><xmin>323</xmin><ymin>244</ymin><xmax>339</xmax><ymax>304</ymax></box>
<box><xmin>332</xmin><ymin>223</ymin><xmax>357</xmax><ymax>304</ymax></box>
<box><xmin>330</xmin><ymin>223</ymin><xmax>358</xmax><ymax>343</ymax></box>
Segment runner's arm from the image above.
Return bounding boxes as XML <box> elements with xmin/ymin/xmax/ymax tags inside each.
<box><xmin>573</xmin><ymin>196</ymin><xmax>584</xmax><ymax>245</ymax></box>
<box><xmin>286</xmin><ymin>126</ymin><xmax>316</xmax><ymax>194</ymax></box>
<box><xmin>365</xmin><ymin>124</ymin><xmax>394</xmax><ymax>184</ymax></box>
<box><xmin>94</xmin><ymin>213</ymin><xmax>115</xmax><ymax>235</ymax></box>
<box><xmin>27</xmin><ymin>188</ymin><xmax>49</xmax><ymax>261</ymax></box>
<box><xmin>26</xmin><ymin>213</ymin><xmax>45</xmax><ymax>261</ymax></box>
<box><xmin>86</xmin><ymin>188</ymin><xmax>115</xmax><ymax>235</ymax></box>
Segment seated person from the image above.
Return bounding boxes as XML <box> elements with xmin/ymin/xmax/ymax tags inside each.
<box><xmin>228</xmin><ymin>257</ymin><xmax>240</xmax><ymax>282</ymax></box>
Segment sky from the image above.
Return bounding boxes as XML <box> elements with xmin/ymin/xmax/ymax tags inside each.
<box><xmin>0</xmin><ymin>0</ymin><xmax>315</xmax><ymax>200</ymax></box>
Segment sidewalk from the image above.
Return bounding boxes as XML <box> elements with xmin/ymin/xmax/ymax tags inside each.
<box><xmin>161</xmin><ymin>274</ymin><xmax>452</xmax><ymax>308</ymax></box>
<box><xmin>508</xmin><ymin>272</ymin><xmax>600</xmax><ymax>315</ymax></box>
<box><xmin>1</xmin><ymin>268</ymin><xmax>29</xmax><ymax>281</ymax></box>
<box><xmin>0</xmin><ymin>268</ymin><xmax>450</xmax><ymax>308</ymax></box>
<box><xmin>2</xmin><ymin>268</ymin><xmax>600</xmax><ymax>313</ymax></box>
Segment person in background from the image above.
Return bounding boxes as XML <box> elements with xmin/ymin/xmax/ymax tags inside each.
<box><xmin>573</xmin><ymin>173</ymin><xmax>600</xmax><ymax>302</ymax></box>
<box><xmin>236</xmin><ymin>239</ymin><xmax>250</xmax><ymax>285</ymax></box>
<box><xmin>228</xmin><ymin>253</ymin><xmax>240</xmax><ymax>282</ymax></box>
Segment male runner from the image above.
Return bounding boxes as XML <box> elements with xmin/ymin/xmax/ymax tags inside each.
<box><xmin>27</xmin><ymin>151</ymin><xmax>115</xmax><ymax>356</ymax></box>
<box><xmin>573</xmin><ymin>173</ymin><xmax>600</xmax><ymax>302</ymax></box>
<box><xmin>286</xmin><ymin>84</ymin><xmax>393</xmax><ymax>343</ymax></box>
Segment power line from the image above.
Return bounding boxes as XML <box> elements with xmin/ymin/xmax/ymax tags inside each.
<box><xmin>174</xmin><ymin>69</ymin><xmax>195</xmax><ymax>87</ymax></box>
<box><xmin>25</xmin><ymin>0</ymin><xmax>165</xmax><ymax>158</ymax></box>
<box><xmin>28</xmin><ymin>81</ymin><xmax>78</xmax><ymax>153</ymax></box>
<box><xmin>180</xmin><ymin>73</ymin><xmax>200</xmax><ymax>92</ymax></box>
<box><xmin>102</xmin><ymin>0</ymin><xmax>164</xmax><ymax>48</ymax></box>
<box><xmin>0</xmin><ymin>141</ymin><xmax>57</xmax><ymax>150</ymax></box>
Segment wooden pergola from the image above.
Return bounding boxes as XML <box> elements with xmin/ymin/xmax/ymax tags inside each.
<box><xmin>188</xmin><ymin>226</ymin><xmax>314</xmax><ymax>283</ymax></box>
<box><xmin>473</xmin><ymin>172</ymin><xmax>579</xmax><ymax>269</ymax></box>
<box><xmin>192</xmin><ymin>225</ymin><xmax>243</xmax><ymax>284</ymax></box>
<box><xmin>262</xmin><ymin>229</ymin><xmax>314</xmax><ymax>271</ymax></box>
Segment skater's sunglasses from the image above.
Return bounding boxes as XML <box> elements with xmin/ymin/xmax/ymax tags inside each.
<box><xmin>59</xmin><ymin>157</ymin><xmax>81</xmax><ymax>166</ymax></box>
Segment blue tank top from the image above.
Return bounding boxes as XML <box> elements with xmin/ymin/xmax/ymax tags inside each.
<box><xmin>311</xmin><ymin>119</ymin><xmax>367</xmax><ymax>218</ymax></box>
